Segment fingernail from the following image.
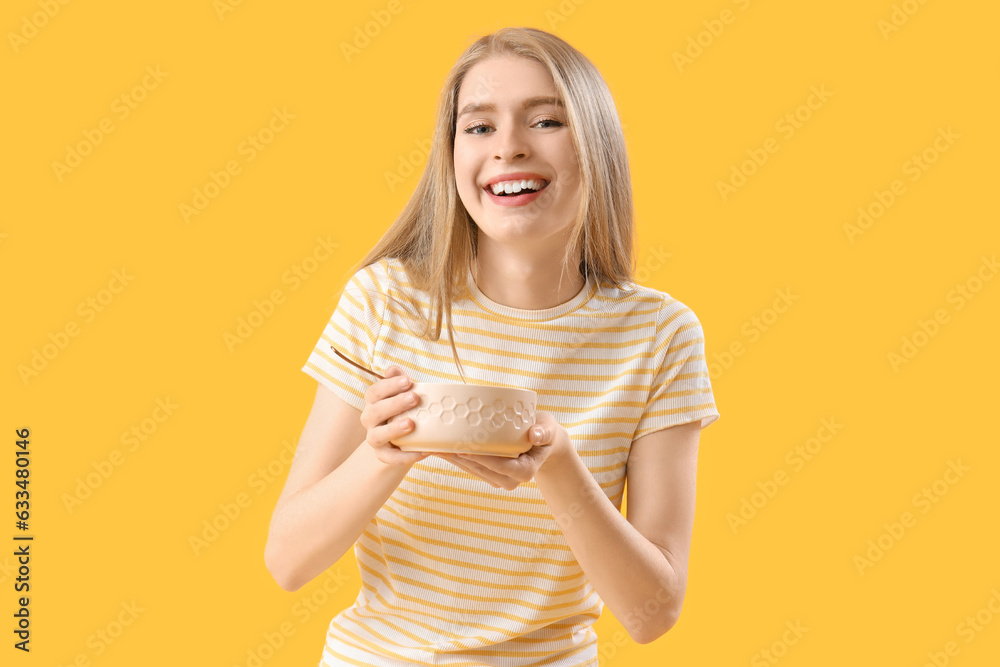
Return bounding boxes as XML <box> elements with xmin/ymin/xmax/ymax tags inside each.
<box><xmin>531</xmin><ymin>426</ymin><xmax>544</xmax><ymax>440</ymax></box>
<box><xmin>397</xmin><ymin>376</ymin><xmax>409</xmax><ymax>387</ymax></box>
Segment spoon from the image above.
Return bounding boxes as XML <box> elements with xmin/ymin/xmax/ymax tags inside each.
<box><xmin>332</xmin><ymin>346</ymin><xmax>385</xmax><ymax>380</ymax></box>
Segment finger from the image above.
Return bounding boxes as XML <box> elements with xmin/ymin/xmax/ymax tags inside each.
<box><xmin>528</xmin><ymin>424</ymin><xmax>548</xmax><ymax>446</ymax></box>
<box><xmin>370</xmin><ymin>415</ymin><xmax>416</xmax><ymax>447</ymax></box>
<box><xmin>437</xmin><ymin>453</ymin><xmax>474</xmax><ymax>473</ymax></box>
<box><xmin>362</xmin><ymin>390</ymin><xmax>417</xmax><ymax>430</ymax></box>
<box><xmin>378</xmin><ymin>448</ymin><xmax>430</xmax><ymax>466</ymax></box>
<box><xmin>368</xmin><ymin>418</ymin><xmax>428</xmax><ymax>466</ymax></box>
<box><xmin>460</xmin><ymin>452</ymin><xmax>535</xmax><ymax>485</ymax></box>
<box><xmin>364</xmin><ymin>367</ymin><xmax>412</xmax><ymax>404</ymax></box>
<box><xmin>450</xmin><ymin>455</ymin><xmax>517</xmax><ymax>489</ymax></box>
<box><xmin>373</xmin><ymin>390</ymin><xmax>419</xmax><ymax>426</ymax></box>
<box><xmin>528</xmin><ymin>411</ymin><xmax>556</xmax><ymax>445</ymax></box>
<box><xmin>458</xmin><ymin>452</ymin><xmax>515</xmax><ymax>468</ymax></box>
<box><xmin>439</xmin><ymin>455</ymin><xmax>502</xmax><ymax>488</ymax></box>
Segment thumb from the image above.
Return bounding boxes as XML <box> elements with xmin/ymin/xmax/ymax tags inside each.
<box><xmin>529</xmin><ymin>424</ymin><xmax>549</xmax><ymax>445</ymax></box>
<box><xmin>530</xmin><ymin>411</ymin><xmax>555</xmax><ymax>444</ymax></box>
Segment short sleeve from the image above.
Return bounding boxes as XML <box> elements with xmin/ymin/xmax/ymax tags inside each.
<box><xmin>632</xmin><ymin>299</ymin><xmax>721</xmax><ymax>440</ymax></box>
<box><xmin>301</xmin><ymin>263</ymin><xmax>388</xmax><ymax>411</ymax></box>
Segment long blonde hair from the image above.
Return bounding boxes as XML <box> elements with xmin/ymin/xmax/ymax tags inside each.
<box><xmin>354</xmin><ymin>26</ymin><xmax>635</xmax><ymax>381</ymax></box>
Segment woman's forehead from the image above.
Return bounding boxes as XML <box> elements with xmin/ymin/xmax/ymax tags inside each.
<box><xmin>457</xmin><ymin>56</ymin><xmax>559</xmax><ymax>107</ymax></box>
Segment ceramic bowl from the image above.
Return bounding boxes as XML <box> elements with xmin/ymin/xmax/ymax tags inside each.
<box><xmin>389</xmin><ymin>383</ymin><xmax>537</xmax><ymax>457</ymax></box>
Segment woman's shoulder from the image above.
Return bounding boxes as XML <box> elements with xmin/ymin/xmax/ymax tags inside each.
<box><xmin>592</xmin><ymin>275</ymin><xmax>681</xmax><ymax>308</ymax></box>
<box><xmin>593</xmin><ymin>276</ymin><xmax>703</xmax><ymax>327</ymax></box>
<box><xmin>343</xmin><ymin>256</ymin><xmax>412</xmax><ymax>293</ymax></box>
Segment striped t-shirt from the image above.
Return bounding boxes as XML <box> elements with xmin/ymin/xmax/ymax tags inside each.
<box><xmin>301</xmin><ymin>256</ymin><xmax>720</xmax><ymax>667</ymax></box>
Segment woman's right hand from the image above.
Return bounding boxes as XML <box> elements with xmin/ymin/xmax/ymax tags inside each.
<box><xmin>360</xmin><ymin>365</ymin><xmax>429</xmax><ymax>466</ymax></box>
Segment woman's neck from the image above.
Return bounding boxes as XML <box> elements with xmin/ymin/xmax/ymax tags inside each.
<box><xmin>472</xmin><ymin>243</ymin><xmax>585</xmax><ymax>310</ymax></box>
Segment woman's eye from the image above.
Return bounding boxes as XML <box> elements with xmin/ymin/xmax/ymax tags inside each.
<box><xmin>535</xmin><ymin>118</ymin><xmax>564</xmax><ymax>128</ymax></box>
<box><xmin>463</xmin><ymin>118</ymin><xmax>564</xmax><ymax>135</ymax></box>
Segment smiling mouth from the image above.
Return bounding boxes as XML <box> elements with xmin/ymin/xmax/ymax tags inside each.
<box><xmin>483</xmin><ymin>183</ymin><xmax>549</xmax><ymax>197</ymax></box>
<box><xmin>494</xmin><ymin>188</ymin><xmax>536</xmax><ymax>196</ymax></box>
<box><xmin>483</xmin><ymin>178</ymin><xmax>549</xmax><ymax>197</ymax></box>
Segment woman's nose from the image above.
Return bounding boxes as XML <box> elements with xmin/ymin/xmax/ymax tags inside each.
<box><xmin>493</xmin><ymin>124</ymin><xmax>529</xmax><ymax>161</ymax></box>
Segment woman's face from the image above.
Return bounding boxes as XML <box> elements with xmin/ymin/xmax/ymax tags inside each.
<box><xmin>453</xmin><ymin>55</ymin><xmax>582</xmax><ymax>255</ymax></box>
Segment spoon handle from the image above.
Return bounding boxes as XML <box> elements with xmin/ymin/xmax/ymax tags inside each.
<box><xmin>332</xmin><ymin>346</ymin><xmax>385</xmax><ymax>380</ymax></box>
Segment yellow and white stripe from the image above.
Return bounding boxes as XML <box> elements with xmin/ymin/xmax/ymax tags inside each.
<box><xmin>302</xmin><ymin>257</ymin><xmax>720</xmax><ymax>666</ymax></box>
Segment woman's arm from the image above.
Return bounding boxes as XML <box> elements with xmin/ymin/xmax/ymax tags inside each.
<box><xmin>264</xmin><ymin>375</ymin><xmax>424</xmax><ymax>591</ymax></box>
<box><xmin>534</xmin><ymin>420</ymin><xmax>701</xmax><ymax>644</ymax></box>
<box><xmin>443</xmin><ymin>415</ymin><xmax>701</xmax><ymax>644</ymax></box>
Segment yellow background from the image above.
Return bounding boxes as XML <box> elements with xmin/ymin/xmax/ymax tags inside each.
<box><xmin>3</xmin><ymin>0</ymin><xmax>998</xmax><ymax>665</ymax></box>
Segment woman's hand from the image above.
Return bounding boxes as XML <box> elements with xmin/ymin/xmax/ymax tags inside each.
<box><xmin>359</xmin><ymin>365</ymin><xmax>430</xmax><ymax>467</ymax></box>
<box><xmin>436</xmin><ymin>411</ymin><xmax>573</xmax><ymax>490</ymax></box>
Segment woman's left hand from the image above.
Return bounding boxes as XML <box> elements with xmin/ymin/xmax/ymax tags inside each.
<box><xmin>436</xmin><ymin>411</ymin><xmax>571</xmax><ymax>490</ymax></box>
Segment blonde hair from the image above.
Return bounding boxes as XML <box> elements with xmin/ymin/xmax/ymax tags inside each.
<box><xmin>354</xmin><ymin>26</ymin><xmax>635</xmax><ymax>381</ymax></box>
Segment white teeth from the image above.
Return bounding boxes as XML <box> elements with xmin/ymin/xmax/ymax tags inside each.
<box><xmin>490</xmin><ymin>178</ymin><xmax>546</xmax><ymax>195</ymax></box>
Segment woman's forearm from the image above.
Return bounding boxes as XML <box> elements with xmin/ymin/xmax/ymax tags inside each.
<box><xmin>534</xmin><ymin>444</ymin><xmax>681</xmax><ymax>644</ymax></box>
<box><xmin>264</xmin><ymin>442</ymin><xmax>411</xmax><ymax>591</ymax></box>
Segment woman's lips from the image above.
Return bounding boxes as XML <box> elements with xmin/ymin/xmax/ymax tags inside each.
<box><xmin>483</xmin><ymin>182</ymin><xmax>549</xmax><ymax>207</ymax></box>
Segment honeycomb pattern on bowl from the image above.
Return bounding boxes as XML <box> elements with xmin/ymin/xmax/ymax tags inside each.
<box><xmin>411</xmin><ymin>394</ymin><xmax>535</xmax><ymax>432</ymax></box>
<box><xmin>390</xmin><ymin>383</ymin><xmax>538</xmax><ymax>457</ymax></box>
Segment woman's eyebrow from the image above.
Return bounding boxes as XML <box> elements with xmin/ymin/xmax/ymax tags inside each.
<box><xmin>457</xmin><ymin>96</ymin><xmax>563</xmax><ymax>119</ymax></box>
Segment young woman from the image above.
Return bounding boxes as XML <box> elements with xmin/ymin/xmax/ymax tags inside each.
<box><xmin>265</xmin><ymin>26</ymin><xmax>721</xmax><ymax>667</ymax></box>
